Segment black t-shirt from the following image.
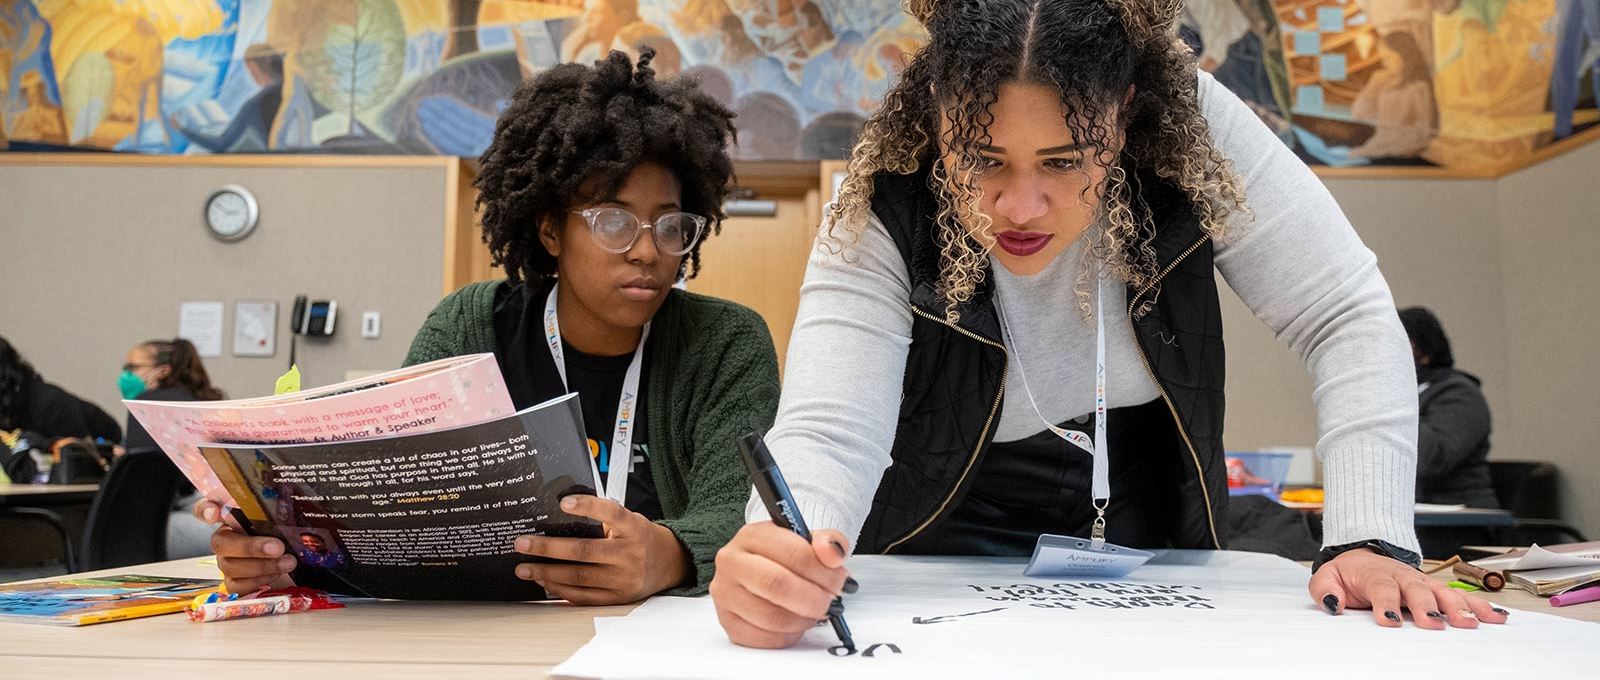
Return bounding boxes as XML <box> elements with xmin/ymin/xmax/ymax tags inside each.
<box><xmin>900</xmin><ymin>398</ymin><xmax>1183</xmax><ymax>555</ymax></box>
<box><xmin>492</xmin><ymin>282</ymin><xmax>663</xmax><ymax>520</ymax></box>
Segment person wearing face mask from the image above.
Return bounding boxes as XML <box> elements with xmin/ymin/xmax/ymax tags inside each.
<box><xmin>710</xmin><ymin>0</ymin><xmax>1512</xmax><ymax>648</ymax></box>
<box><xmin>194</xmin><ymin>49</ymin><xmax>781</xmax><ymax>605</ymax></box>
<box><xmin>1</xmin><ymin>335</ymin><xmax>120</xmax><ymax>444</ymax></box>
<box><xmin>120</xmin><ymin>338</ymin><xmax>227</xmax><ymax>452</ymax></box>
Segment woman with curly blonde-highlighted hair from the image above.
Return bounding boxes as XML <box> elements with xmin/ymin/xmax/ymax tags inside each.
<box><xmin>710</xmin><ymin>0</ymin><xmax>1510</xmax><ymax>649</ymax></box>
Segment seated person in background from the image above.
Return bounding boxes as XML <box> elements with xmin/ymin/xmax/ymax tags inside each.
<box><xmin>120</xmin><ymin>338</ymin><xmax>227</xmax><ymax>451</ymax></box>
<box><xmin>197</xmin><ymin>49</ymin><xmax>780</xmax><ymax>604</ymax></box>
<box><xmin>1</xmin><ymin>335</ymin><xmax>121</xmax><ymax>443</ymax></box>
<box><xmin>1399</xmin><ymin>307</ymin><xmax>1497</xmax><ymax>508</ymax></box>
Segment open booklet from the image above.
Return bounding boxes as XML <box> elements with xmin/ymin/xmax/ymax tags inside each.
<box><xmin>125</xmin><ymin>354</ymin><xmax>518</xmax><ymax>508</ymax></box>
<box><xmin>126</xmin><ymin>355</ymin><xmax>605</xmax><ymax>601</ymax></box>
<box><xmin>200</xmin><ymin>393</ymin><xmax>603</xmax><ymax>601</ymax></box>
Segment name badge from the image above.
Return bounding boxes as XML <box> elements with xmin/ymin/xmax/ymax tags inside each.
<box><xmin>1023</xmin><ymin>533</ymin><xmax>1154</xmax><ymax>579</ymax></box>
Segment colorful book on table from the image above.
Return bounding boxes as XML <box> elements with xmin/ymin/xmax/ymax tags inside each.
<box><xmin>0</xmin><ymin>575</ymin><xmax>220</xmax><ymax>626</ymax></box>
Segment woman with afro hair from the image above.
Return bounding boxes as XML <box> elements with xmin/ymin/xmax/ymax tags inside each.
<box><xmin>712</xmin><ymin>0</ymin><xmax>1509</xmax><ymax>648</ymax></box>
<box><xmin>202</xmin><ymin>49</ymin><xmax>780</xmax><ymax>605</ymax></box>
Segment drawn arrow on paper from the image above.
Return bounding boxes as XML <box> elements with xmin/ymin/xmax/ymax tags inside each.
<box><xmin>911</xmin><ymin>607</ymin><xmax>1009</xmax><ymax>624</ymax></box>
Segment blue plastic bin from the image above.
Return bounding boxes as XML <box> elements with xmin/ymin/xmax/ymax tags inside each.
<box><xmin>1225</xmin><ymin>451</ymin><xmax>1293</xmax><ymax>498</ymax></box>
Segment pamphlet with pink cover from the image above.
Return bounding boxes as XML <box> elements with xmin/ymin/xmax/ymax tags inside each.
<box><xmin>125</xmin><ymin>354</ymin><xmax>514</xmax><ymax>507</ymax></box>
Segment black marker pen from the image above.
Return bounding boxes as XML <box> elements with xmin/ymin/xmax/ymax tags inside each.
<box><xmin>737</xmin><ymin>432</ymin><xmax>855</xmax><ymax>653</ymax></box>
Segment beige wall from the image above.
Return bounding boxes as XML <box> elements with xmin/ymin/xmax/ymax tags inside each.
<box><xmin>0</xmin><ymin>159</ymin><xmax>449</xmax><ymax>431</ymax></box>
<box><xmin>1220</xmin><ymin>144</ymin><xmax>1600</xmax><ymax>537</ymax></box>
<box><xmin>1495</xmin><ymin>147</ymin><xmax>1600</xmax><ymax>539</ymax></box>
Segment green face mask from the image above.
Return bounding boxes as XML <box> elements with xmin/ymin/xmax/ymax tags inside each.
<box><xmin>119</xmin><ymin>370</ymin><xmax>148</xmax><ymax>400</ymax></box>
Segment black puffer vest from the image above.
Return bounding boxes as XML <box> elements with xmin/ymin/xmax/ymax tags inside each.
<box><xmin>855</xmin><ymin>167</ymin><xmax>1230</xmax><ymax>554</ymax></box>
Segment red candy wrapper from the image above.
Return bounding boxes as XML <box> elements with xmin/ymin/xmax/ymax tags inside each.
<box><xmin>189</xmin><ymin>587</ymin><xmax>343</xmax><ymax>622</ymax></box>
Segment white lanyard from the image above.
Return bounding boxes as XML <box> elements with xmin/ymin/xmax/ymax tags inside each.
<box><xmin>544</xmin><ymin>283</ymin><xmax>649</xmax><ymax>506</ymax></box>
<box><xmin>995</xmin><ymin>269</ymin><xmax>1111</xmax><ymax>546</ymax></box>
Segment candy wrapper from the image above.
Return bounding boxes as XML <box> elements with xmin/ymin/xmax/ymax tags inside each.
<box><xmin>189</xmin><ymin>587</ymin><xmax>343</xmax><ymax>623</ymax></box>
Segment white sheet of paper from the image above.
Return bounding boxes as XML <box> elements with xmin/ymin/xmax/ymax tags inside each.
<box><xmin>1508</xmin><ymin>544</ymin><xmax>1600</xmax><ymax>571</ymax></box>
<box><xmin>553</xmin><ymin>552</ymin><xmax>1599</xmax><ymax>680</ymax></box>
<box><xmin>232</xmin><ymin>300</ymin><xmax>277</xmax><ymax>357</ymax></box>
<box><xmin>178</xmin><ymin>301</ymin><xmax>225</xmax><ymax>358</ymax></box>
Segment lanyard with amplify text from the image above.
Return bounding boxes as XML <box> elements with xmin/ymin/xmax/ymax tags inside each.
<box><xmin>544</xmin><ymin>283</ymin><xmax>649</xmax><ymax>506</ymax></box>
<box><xmin>996</xmin><ymin>271</ymin><xmax>1111</xmax><ymax>547</ymax></box>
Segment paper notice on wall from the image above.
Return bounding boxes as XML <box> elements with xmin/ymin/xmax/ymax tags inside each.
<box><xmin>179</xmin><ymin>301</ymin><xmax>225</xmax><ymax>358</ymax></box>
<box><xmin>233</xmin><ymin>300</ymin><xmax>277</xmax><ymax>357</ymax></box>
<box><xmin>554</xmin><ymin>552</ymin><xmax>1600</xmax><ymax>680</ymax></box>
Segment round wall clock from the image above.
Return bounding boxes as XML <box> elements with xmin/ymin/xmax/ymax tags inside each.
<box><xmin>204</xmin><ymin>184</ymin><xmax>260</xmax><ymax>242</ymax></box>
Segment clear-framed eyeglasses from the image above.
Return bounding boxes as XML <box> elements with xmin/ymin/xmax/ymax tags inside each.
<box><xmin>571</xmin><ymin>207</ymin><xmax>707</xmax><ymax>256</ymax></box>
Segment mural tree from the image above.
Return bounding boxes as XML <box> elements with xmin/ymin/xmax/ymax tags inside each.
<box><xmin>300</xmin><ymin>0</ymin><xmax>405</xmax><ymax>139</ymax></box>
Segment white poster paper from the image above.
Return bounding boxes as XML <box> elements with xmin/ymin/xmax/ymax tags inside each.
<box><xmin>178</xmin><ymin>301</ymin><xmax>225</xmax><ymax>358</ymax></box>
<box><xmin>554</xmin><ymin>552</ymin><xmax>1599</xmax><ymax>680</ymax></box>
<box><xmin>232</xmin><ymin>300</ymin><xmax>277</xmax><ymax>357</ymax></box>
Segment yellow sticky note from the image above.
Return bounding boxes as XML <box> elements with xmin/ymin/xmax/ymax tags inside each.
<box><xmin>275</xmin><ymin>365</ymin><xmax>302</xmax><ymax>395</ymax></box>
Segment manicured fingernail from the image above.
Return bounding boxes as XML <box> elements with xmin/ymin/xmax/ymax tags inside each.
<box><xmin>829</xmin><ymin>540</ymin><xmax>847</xmax><ymax>558</ymax></box>
<box><xmin>515</xmin><ymin>537</ymin><xmax>531</xmax><ymax>552</ymax></box>
<box><xmin>828</xmin><ymin>599</ymin><xmax>845</xmax><ymax>617</ymax></box>
<box><xmin>277</xmin><ymin>556</ymin><xmax>297</xmax><ymax>570</ymax></box>
<box><xmin>516</xmin><ymin>565</ymin><xmax>533</xmax><ymax>579</ymax></box>
<box><xmin>561</xmin><ymin>496</ymin><xmax>577</xmax><ymax>510</ymax></box>
<box><xmin>843</xmin><ymin>577</ymin><xmax>859</xmax><ymax>594</ymax></box>
<box><xmin>1384</xmin><ymin>610</ymin><xmax>1401</xmax><ymax>622</ymax></box>
<box><xmin>1492</xmin><ymin>607</ymin><xmax>1510</xmax><ymax>616</ymax></box>
<box><xmin>1426</xmin><ymin>611</ymin><xmax>1444</xmax><ymax>620</ymax></box>
<box><xmin>1321</xmin><ymin>594</ymin><xmax>1340</xmax><ymax>614</ymax></box>
<box><xmin>1460</xmin><ymin>609</ymin><xmax>1476</xmax><ymax>618</ymax></box>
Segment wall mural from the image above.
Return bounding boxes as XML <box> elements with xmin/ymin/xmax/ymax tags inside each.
<box><xmin>0</xmin><ymin>0</ymin><xmax>1594</xmax><ymax>168</ymax></box>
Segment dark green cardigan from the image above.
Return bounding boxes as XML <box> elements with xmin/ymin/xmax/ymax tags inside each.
<box><xmin>404</xmin><ymin>280</ymin><xmax>780</xmax><ymax>596</ymax></box>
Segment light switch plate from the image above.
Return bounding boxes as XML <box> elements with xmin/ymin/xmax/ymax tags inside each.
<box><xmin>361</xmin><ymin>311</ymin><xmax>381</xmax><ymax>339</ymax></box>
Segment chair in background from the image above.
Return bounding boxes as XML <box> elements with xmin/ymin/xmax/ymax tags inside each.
<box><xmin>0</xmin><ymin>506</ymin><xmax>76</xmax><ymax>572</ymax></box>
<box><xmin>77</xmin><ymin>448</ymin><xmax>183</xmax><ymax>571</ymax></box>
<box><xmin>1489</xmin><ymin>461</ymin><xmax>1589</xmax><ymax>545</ymax></box>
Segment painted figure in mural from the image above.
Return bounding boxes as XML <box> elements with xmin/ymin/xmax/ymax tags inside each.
<box><xmin>11</xmin><ymin>70</ymin><xmax>67</xmax><ymax>144</ymax></box>
<box><xmin>738</xmin><ymin>0</ymin><xmax>835</xmax><ymax>80</ymax></box>
<box><xmin>616</xmin><ymin>23</ymin><xmax>684</xmax><ymax>79</ymax></box>
<box><xmin>1180</xmin><ymin>0</ymin><xmax>1291</xmax><ymax>137</ymax></box>
<box><xmin>1184</xmin><ymin>0</ymin><xmax>1252</xmax><ymax>73</ymax></box>
<box><xmin>171</xmin><ymin>44</ymin><xmax>284</xmax><ymax>153</ymax></box>
<box><xmin>717</xmin><ymin>13</ymin><xmax>765</xmax><ymax>65</ymax></box>
<box><xmin>562</xmin><ymin>0</ymin><xmax>644</xmax><ymax>63</ymax></box>
<box><xmin>1349</xmin><ymin>0</ymin><xmax>1441</xmax><ymax>158</ymax></box>
<box><xmin>1551</xmin><ymin>0</ymin><xmax>1600</xmax><ymax>139</ymax></box>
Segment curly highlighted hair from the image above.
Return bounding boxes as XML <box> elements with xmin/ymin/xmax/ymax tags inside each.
<box><xmin>832</xmin><ymin>0</ymin><xmax>1248</xmax><ymax>321</ymax></box>
<box><xmin>475</xmin><ymin>48</ymin><xmax>738</xmax><ymax>285</ymax></box>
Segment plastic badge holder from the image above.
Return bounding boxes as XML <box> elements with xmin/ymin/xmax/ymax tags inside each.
<box><xmin>1024</xmin><ymin>533</ymin><xmax>1155</xmax><ymax>579</ymax></box>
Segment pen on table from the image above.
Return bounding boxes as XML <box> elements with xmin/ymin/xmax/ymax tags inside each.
<box><xmin>1549</xmin><ymin>583</ymin><xmax>1600</xmax><ymax>608</ymax></box>
<box><xmin>737</xmin><ymin>432</ymin><xmax>856</xmax><ymax>653</ymax></box>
